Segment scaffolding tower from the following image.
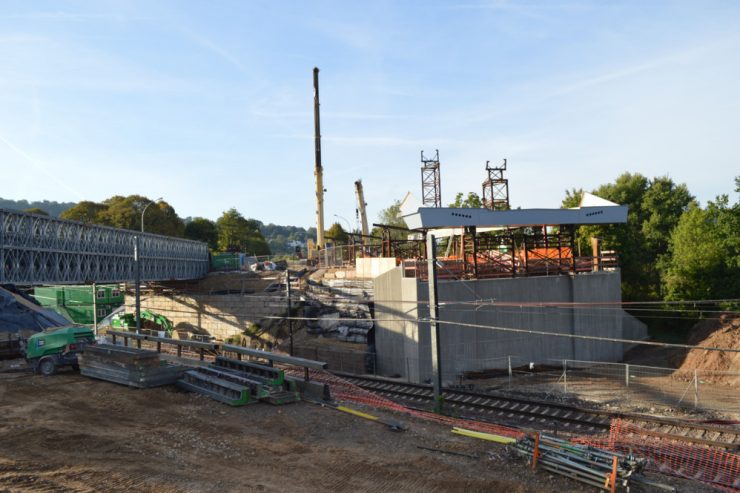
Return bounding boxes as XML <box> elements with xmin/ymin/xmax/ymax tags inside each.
<box><xmin>420</xmin><ymin>149</ymin><xmax>442</xmax><ymax>208</ymax></box>
<box><xmin>482</xmin><ymin>159</ymin><xmax>509</xmax><ymax>211</ymax></box>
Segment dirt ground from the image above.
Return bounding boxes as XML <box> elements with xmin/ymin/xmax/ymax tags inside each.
<box><xmin>0</xmin><ymin>371</ymin><xmax>716</xmax><ymax>493</ymax></box>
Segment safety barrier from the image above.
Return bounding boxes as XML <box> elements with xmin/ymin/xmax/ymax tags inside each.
<box><xmin>575</xmin><ymin>419</ymin><xmax>740</xmax><ymax>492</ymax></box>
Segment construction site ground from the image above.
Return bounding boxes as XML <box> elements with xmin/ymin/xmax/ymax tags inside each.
<box><xmin>0</xmin><ymin>371</ymin><xmax>717</xmax><ymax>493</ymax></box>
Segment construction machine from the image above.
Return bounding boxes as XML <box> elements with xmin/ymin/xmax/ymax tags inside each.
<box><xmin>111</xmin><ymin>310</ymin><xmax>175</xmax><ymax>338</ymax></box>
<box><xmin>20</xmin><ymin>326</ymin><xmax>96</xmax><ymax>376</ymax></box>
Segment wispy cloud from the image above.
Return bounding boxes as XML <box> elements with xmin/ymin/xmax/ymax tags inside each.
<box><xmin>181</xmin><ymin>30</ymin><xmax>250</xmax><ymax>75</ymax></box>
<box><xmin>0</xmin><ymin>134</ymin><xmax>83</xmax><ymax>199</ymax></box>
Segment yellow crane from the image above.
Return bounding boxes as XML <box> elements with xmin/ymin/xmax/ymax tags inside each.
<box><xmin>354</xmin><ymin>179</ymin><xmax>370</xmax><ymax>245</ymax></box>
<box><xmin>313</xmin><ymin>67</ymin><xmax>325</xmax><ymax>250</ymax></box>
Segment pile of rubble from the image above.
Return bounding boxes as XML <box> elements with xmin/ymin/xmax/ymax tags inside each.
<box><xmin>303</xmin><ymin>279</ymin><xmax>374</xmax><ymax>345</ymax></box>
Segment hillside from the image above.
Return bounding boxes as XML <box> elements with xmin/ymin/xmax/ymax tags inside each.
<box><xmin>0</xmin><ymin>198</ymin><xmax>76</xmax><ymax>217</ymax></box>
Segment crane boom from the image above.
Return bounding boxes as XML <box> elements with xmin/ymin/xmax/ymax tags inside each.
<box><xmin>313</xmin><ymin>67</ymin><xmax>325</xmax><ymax>249</ymax></box>
<box><xmin>354</xmin><ymin>179</ymin><xmax>369</xmax><ymax>244</ymax></box>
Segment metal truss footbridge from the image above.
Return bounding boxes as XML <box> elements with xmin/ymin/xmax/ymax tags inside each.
<box><xmin>1</xmin><ymin>209</ymin><xmax>209</xmax><ymax>285</ymax></box>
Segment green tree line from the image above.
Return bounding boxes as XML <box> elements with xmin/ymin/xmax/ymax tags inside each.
<box><xmin>60</xmin><ymin>196</ymin><xmax>271</xmax><ymax>255</ymax></box>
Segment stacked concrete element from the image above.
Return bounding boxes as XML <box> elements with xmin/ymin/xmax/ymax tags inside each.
<box><xmin>374</xmin><ymin>268</ymin><xmax>647</xmax><ymax>384</ymax></box>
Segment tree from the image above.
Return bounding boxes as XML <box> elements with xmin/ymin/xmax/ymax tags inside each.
<box><xmin>96</xmin><ymin>195</ymin><xmax>185</xmax><ymax>236</ymax></box>
<box><xmin>23</xmin><ymin>207</ymin><xmax>49</xmax><ymax>216</ymax></box>
<box><xmin>561</xmin><ymin>173</ymin><xmax>694</xmax><ymax>300</ymax></box>
<box><xmin>450</xmin><ymin>192</ymin><xmax>483</xmax><ymax>208</ymax></box>
<box><xmin>371</xmin><ymin>199</ymin><xmax>408</xmax><ymax>240</ymax></box>
<box><xmin>662</xmin><ymin>186</ymin><xmax>739</xmax><ymax>301</ymax></box>
<box><xmin>59</xmin><ymin>196</ymin><xmax>185</xmax><ymax>236</ymax></box>
<box><xmin>216</xmin><ymin>208</ymin><xmax>270</xmax><ymax>255</ymax></box>
<box><xmin>184</xmin><ymin>217</ymin><xmax>218</xmax><ymax>250</ymax></box>
<box><xmin>561</xmin><ymin>188</ymin><xmax>584</xmax><ymax>209</ymax></box>
<box><xmin>60</xmin><ymin>201</ymin><xmax>107</xmax><ymax>223</ymax></box>
<box><xmin>326</xmin><ymin>222</ymin><xmax>349</xmax><ymax>244</ymax></box>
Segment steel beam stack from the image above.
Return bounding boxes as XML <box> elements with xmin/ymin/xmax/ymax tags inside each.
<box><xmin>78</xmin><ymin>344</ymin><xmax>186</xmax><ymax>388</ymax></box>
<box><xmin>177</xmin><ymin>357</ymin><xmax>300</xmax><ymax>407</ymax></box>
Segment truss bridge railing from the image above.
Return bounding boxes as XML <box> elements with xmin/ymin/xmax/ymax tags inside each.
<box><xmin>1</xmin><ymin>209</ymin><xmax>209</xmax><ymax>285</ymax></box>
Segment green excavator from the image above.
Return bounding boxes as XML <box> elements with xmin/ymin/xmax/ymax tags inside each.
<box><xmin>111</xmin><ymin>310</ymin><xmax>176</xmax><ymax>338</ymax></box>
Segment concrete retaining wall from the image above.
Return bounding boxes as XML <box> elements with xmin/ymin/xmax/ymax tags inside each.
<box><xmin>128</xmin><ymin>293</ymin><xmax>286</xmax><ymax>341</ymax></box>
<box><xmin>374</xmin><ymin>269</ymin><xmax>648</xmax><ymax>383</ymax></box>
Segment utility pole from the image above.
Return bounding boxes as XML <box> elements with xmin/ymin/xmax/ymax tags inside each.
<box><xmin>134</xmin><ymin>235</ymin><xmax>141</xmax><ymax>333</ymax></box>
<box><xmin>426</xmin><ymin>234</ymin><xmax>443</xmax><ymax>411</ymax></box>
<box><xmin>286</xmin><ymin>270</ymin><xmax>293</xmax><ymax>356</ymax></box>
<box><xmin>313</xmin><ymin>67</ymin><xmax>326</xmax><ymax>250</ymax></box>
<box><xmin>92</xmin><ymin>282</ymin><xmax>98</xmax><ymax>337</ymax></box>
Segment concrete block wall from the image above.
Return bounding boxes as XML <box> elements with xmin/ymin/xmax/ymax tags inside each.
<box><xmin>355</xmin><ymin>258</ymin><xmax>397</xmax><ymax>279</ymax></box>
<box><xmin>374</xmin><ymin>269</ymin><xmax>648</xmax><ymax>383</ymax></box>
<box><xmin>127</xmin><ymin>293</ymin><xmax>286</xmax><ymax>341</ymax></box>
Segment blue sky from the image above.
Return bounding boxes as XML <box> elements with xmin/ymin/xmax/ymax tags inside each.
<box><xmin>1</xmin><ymin>1</ymin><xmax>738</xmax><ymax>228</ymax></box>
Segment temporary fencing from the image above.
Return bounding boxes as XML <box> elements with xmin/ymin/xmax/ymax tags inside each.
<box><xmin>575</xmin><ymin>419</ymin><xmax>740</xmax><ymax>492</ymax></box>
<box><xmin>308</xmin><ymin>370</ymin><xmax>739</xmax><ymax>492</ymax></box>
<box><xmin>294</xmin><ymin>345</ymin><xmax>740</xmax><ymax>414</ymax></box>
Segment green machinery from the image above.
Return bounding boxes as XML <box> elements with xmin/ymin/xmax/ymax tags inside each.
<box><xmin>111</xmin><ymin>310</ymin><xmax>175</xmax><ymax>337</ymax></box>
<box><xmin>22</xmin><ymin>326</ymin><xmax>96</xmax><ymax>376</ymax></box>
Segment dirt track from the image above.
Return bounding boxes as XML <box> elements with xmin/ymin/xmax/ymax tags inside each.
<box><xmin>0</xmin><ymin>371</ymin><xmax>720</xmax><ymax>492</ymax></box>
<box><xmin>1</xmin><ymin>371</ymin><xmax>587</xmax><ymax>493</ymax></box>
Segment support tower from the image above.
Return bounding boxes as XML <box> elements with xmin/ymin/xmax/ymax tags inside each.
<box><xmin>482</xmin><ymin>159</ymin><xmax>509</xmax><ymax>211</ymax></box>
<box><xmin>420</xmin><ymin>150</ymin><xmax>442</xmax><ymax>208</ymax></box>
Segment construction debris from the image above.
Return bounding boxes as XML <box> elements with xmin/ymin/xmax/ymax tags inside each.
<box><xmin>511</xmin><ymin>433</ymin><xmax>664</xmax><ymax>492</ymax></box>
<box><xmin>78</xmin><ymin>344</ymin><xmax>185</xmax><ymax>388</ymax></box>
<box><xmin>451</xmin><ymin>427</ymin><xmax>517</xmax><ymax>444</ymax></box>
<box><xmin>176</xmin><ymin>356</ymin><xmax>300</xmax><ymax>407</ymax></box>
<box><xmin>303</xmin><ymin>279</ymin><xmax>374</xmax><ymax>344</ymax></box>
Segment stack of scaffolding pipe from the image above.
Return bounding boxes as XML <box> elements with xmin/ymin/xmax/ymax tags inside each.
<box><xmin>512</xmin><ymin>434</ymin><xmax>666</xmax><ymax>492</ymax></box>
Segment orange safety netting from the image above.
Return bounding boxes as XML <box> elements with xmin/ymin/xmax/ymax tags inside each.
<box><xmin>574</xmin><ymin>419</ymin><xmax>740</xmax><ymax>492</ymax></box>
<box><xmin>293</xmin><ymin>369</ymin><xmax>524</xmax><ymax>439</ymax></box>
<box><xmin>297</xmin><ymin>371</ymin><xmax>739</xmax><ymax>491</ymax></box>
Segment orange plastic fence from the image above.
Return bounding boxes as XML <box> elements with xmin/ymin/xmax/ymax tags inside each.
<box><xmin>300</xmin><ymin>371</ymin><xmax>739</xmax><ymax>491</ymax></box>
<box><xmin>574</xmin><ymin>419</ymin><xmax>740</xmax><ymax>492</ymax></box>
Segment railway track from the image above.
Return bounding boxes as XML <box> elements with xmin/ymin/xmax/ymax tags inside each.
<box><xmin>334</xmin><ymin>372</ymin><xmax>740</xmax><ymax>450</ymax></box>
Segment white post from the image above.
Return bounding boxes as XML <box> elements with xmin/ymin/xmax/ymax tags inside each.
<box><xmin>625</xmin><ymin>364</ymin><xmax>629</xmax><ymax>387</ymax></box>
<box><xmin>694</xmin><ymin>370</ymin><xmax>699</xmax><ymax>409</ymax></box>
<box><xmin>508</xmin><ymin>355</ymin><xmax>512</xmax><ymax>389</ymax></box>
<box><xmin>563</xmin><ymin>359</ymin><xmax>567</xmax><ymax>393</ymax></box>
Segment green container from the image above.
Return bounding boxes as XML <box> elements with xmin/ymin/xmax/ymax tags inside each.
<box><xmin>56</xmin><ymin>303</ymin><xmax>117</xmax><ymax>325</ymax></box>
<box><xmin>33</xmin><ymin>287</ymin><xmax>64</xmax><ymax>306</ymax></box>
<box><xmin>34</xmin><ymin>285</ymin><xmax>123</xmax><ymax>306</ymax></box>
<box><xmin>211</xmin><ymin>253</ymin><xmax>240</xmax><ymax>270</ymax></box>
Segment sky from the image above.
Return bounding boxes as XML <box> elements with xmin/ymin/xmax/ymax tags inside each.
<box><xmin>1</xmin><ymin>0</ymin><xmax>739</xmax><ymax>229</ymax></box>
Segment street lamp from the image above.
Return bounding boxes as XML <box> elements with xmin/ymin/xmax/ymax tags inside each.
<box><xmin>141</xmin><ymin>197</ymin><xmax>163</xmax><ymax>233</ymax></box>
<box><xmin>333</xmin><ymin>214</ymin><xmax>352</xmax><ymax>235</ymax></box>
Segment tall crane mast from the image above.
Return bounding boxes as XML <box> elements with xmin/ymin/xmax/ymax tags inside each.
<box><xmin>313</xmin><ymin>67</ymin><xmax>326</xmax><ymax>249</ymax></box>
<box><xmin>354</xmin><ymin>179</ymin><xmax>369</xmax><ymax>244</ymax></box>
